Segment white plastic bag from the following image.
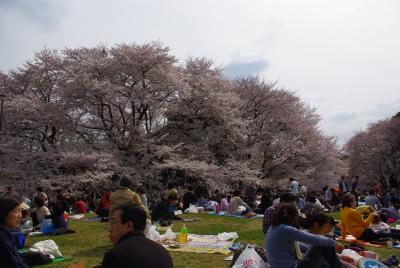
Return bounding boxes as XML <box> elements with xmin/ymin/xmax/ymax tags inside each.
<box><xmin>340</xmin><ymin>249</ymin><xmax>363</xmax><ymax>263</ymax></box>
<box><xmin>160</xmin><ymin>228</ymin><xmax>177</xmax><ymax>241</ymax></box>
<box><xmin>207</xmin><ymin>201</ymin><xmax>218</xmax><ymax>210</ymax></box>
<box><xmin>217</xmin><ymin>232</ymin><xmax>238</xmax><ymax>241</ymax></box>
<box><xmin>148</xmin><ymin>225</ymin><xmax>161</xmax><ymax>241</ymax></box>
<box><xmin>184</xmin><ymin>204</ymin><xmax>198</xmax><ymax>214</ymax></box>
<box><xmin>232</xmin><ymin>246</ymin><xmax>267</xmax><ymax>268</ymax></box>
<box><xmin>30</xmin><ymin>240</ymin><xmax>62</xmax><ymax>258</ymax></box>
<box><xmin>174</xmin><ymin>210</ymin><xmax>183</xmax><ymax>215</ymax></box>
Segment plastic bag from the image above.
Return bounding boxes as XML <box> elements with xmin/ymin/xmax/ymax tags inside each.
<box><xmin>207</xmin><ymin>201</ymin><xmax>218</xmax><ymax>210</ymax></box>
<box><xmin>340</xmin><ymin>249</ymin><xmax>363</xmax><ymax>265</ymax></box>
<box><xmin>160</xmin><ymin>228</ymin><xmax>176</xmax><ymax>241</ymax></box>
<box><xmin>217</xmin><ymin>232</ymin><xmax>238</xmax><ymax>241</ymax></box>
<box><xmin>185</xmin><ymin>204</ymin><xmax>199</xmax><ymax>214</ymax></box>
<box><xmin>148</xmin><ymin>225</ymin><xmax>160</xmax><ymax>241</ymax></box>
<box><xmin>40</xmin><ymin>219</ymin><xmax>54</xmax><ymax>234</ymax></box>
<box><xmin>30</xmin><ymin>240</ymin><xmax>62</xmax><ymax>258</ymax></box>
<box><xmin>232</xmin><ymin>245</ymin><xmax>267</xmax><ymax>268</ymax></box>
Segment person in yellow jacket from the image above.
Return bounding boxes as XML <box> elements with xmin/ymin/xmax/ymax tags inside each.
<box><xmin>340</xmin><ymin>193</ymin><xmax>400</xmax><ymax>242</ymax></box>
<box><xmin>109</xmin><ymin>177</ymin><xmax>143</xmax><ymax>212</ymax></box>
<box><xmin>109</xmin><ymin>176</ymin><xmax>152</xmax><ymax>236</ymax></box>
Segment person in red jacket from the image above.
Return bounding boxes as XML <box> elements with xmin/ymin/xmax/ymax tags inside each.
<box><xmin>96</xmin><ymin>190</ymin><xmax>111</xmax><ymax>218</ymax></box>
<box><xmin>73</xmin><ymin>197</ymin><xmax>88</xmax><ymax>214</ymax></box>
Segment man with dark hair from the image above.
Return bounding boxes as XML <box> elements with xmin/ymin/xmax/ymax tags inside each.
<box><xmin>365</xmin><ymin>189</ymin><xmax>382</xmax><ymax>210</ymax></box>
<box><xmin>300</xmin><ymin>194</ymin><xmax>324</xmax><ymax>218</ymax></box>
<box><xmin>338</xmin><ymin>176</ymin><xmax>349</xmax><ymax>194</ymax></box>
<box><xmin>263</xmin><ymin>192</ymin><xmax>297</xmax><ymax>234</ymax></box>
<box><xmin>101</xmin><ymin>205</ymin><xmax>173</xmax><ymax>268</ymax></box>
<box><xmin>151</xmin><ymin>193</ymin><xmax>181</xmax><ymax>222</ymax></box>
<box><xmin>182</xmin><ymin>186</ymin><xmax>197</xmax><ymax>211</ymax></box>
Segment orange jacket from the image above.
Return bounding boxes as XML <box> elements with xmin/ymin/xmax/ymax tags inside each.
<box><xmin>339</xmin><ymin>207</ymin><xmax>375</xmax><ymax>238</ymax></box>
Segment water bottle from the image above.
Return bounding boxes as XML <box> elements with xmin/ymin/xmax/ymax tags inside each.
<box><xmin>215</xmin><ymin>203</ymin><xmax>220</xmax><ymax>214</ymax></box>
<box><xmin>179</xmin><ymin>224</ymin><xmax>188</xmax><ymax>244</ymax></box>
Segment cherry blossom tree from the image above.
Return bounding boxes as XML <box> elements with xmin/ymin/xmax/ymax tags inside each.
<box><xmin>346</xmin><ymin>114</ymin><xmax>400</xmax><ymax>186</ymax></box>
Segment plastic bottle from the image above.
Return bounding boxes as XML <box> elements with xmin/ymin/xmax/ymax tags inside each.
<box><xmin>179</xmin><ymin>224</ymin><xmax>188</xmax><ymax>244</ymax></box>
<box><xmin>215</xmin><ymin>203</ymin><xmax>220</xmax><ymax>214</ymax></box>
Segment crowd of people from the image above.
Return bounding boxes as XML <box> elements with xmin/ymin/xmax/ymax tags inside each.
<box><xmin>0</xmin><ymin>174</ymin><xmax>399</xmax><ymax>267</ymax></box>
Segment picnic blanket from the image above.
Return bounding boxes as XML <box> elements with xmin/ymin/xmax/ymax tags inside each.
<box><xmin>32</xmin><ymin>256</ymin><xmax>72</xmax><ymax>267</ymax></box>
<box><xmin>207</xmin><ymin>211</ymin><xmax>264</xmax><ymax>219</ymax></box>
<box><xmin>82</xmin><ymin>216</ymin><xmax>102</xmax><ymax>222</ymax></box>
<box><xmin>336</xmin><ymin>235</ymin><xmax>384</xmax><ymax>248</ymax></box>
<box><xmin>164</xmin><ymin>233</ymin><xmax>237</xmax><ymax>255</ymax></box>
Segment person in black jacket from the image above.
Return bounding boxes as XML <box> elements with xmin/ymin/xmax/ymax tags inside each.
<box><xmin>151</xmin><ymin>193</ymin><xmax>181</xmax><ymax>222</ymax></box>
<box><xmin>182</xmin><ymin>186</ymin><xmax>197</xmax><ymax>211</ymax></box>
<box><xmin>101</xmin><ymin>204</ymin><xmax>173</xmax><ymax>268</ymax></box>
<box><xmin>0</xmin><ymin>196</ymin><xmax>28</xmax><ymax>268</ymax></box>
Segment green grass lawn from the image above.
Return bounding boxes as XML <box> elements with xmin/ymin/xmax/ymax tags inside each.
<box><xmin>26</xmin><ymin>213</ymin><xmax>399</xmax><ymax>268</ymax></box>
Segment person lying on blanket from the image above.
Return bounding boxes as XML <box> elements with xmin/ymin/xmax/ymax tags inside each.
<box><xmin>340</xmin><ymin>193</ymin><xmax>400</xmax><ymax>242</ymax></box>
<box><xmin>370</xmin><ymin>214</ymin><xmax>400</xmax><ymax>239</ymax></box>
<box><xmin>265</xmin><ymin>204</ymin><xmax>344</xmax><ymax>268</ymax></box>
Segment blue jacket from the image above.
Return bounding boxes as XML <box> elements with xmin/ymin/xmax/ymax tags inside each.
<box><xmin>265</xmin><ymin>224</ymin><xmax>335</xmax><ymax>268</ymax></box>
<box><xmin>0</xmin><ymin>225</ymin><xmax>28</xmax><ymax>268</ymax></box>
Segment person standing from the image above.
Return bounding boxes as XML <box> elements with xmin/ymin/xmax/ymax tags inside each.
<box><xmin>137</xmin><ymin>187</ymin><xmax>148</xmax><ymax>209</ymax></box>
<box><xmin>338</xmin><ymin>176</ymin><xmax>349</xmax><ymax>195</ymax></box>
<box><xmin>290</xmin><ymin>178</ymin><xmax>300</xmax><ymax>195</ymax></box>
<box><xmin>389</xmin><ymin>174</ymin><xmax>398</xmax><ymax>190</ymax></box>
<box><xmin>351</xmin><ymin>176</ymin><xmax>359</xmax><ymax>207</ymax></box>
<box><xmin>244</xmin><ymin>183</ymin><xmax>257</xmax><ymax>208</ymax></box>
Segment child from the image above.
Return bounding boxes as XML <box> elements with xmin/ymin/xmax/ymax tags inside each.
<box><xmin>370</xmin><ymin>214</ymin><xmax>391</xmax><ymax>234</ymax></box>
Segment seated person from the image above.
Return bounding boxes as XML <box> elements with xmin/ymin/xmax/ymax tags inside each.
<box><xmin>31</xmin><ymin>196</ymin><xmax>50</xmax><ymax>230</ymax></box>
<box><xmin>182</xmin><ymin>186</ymin><xmax>197</xmax><ymax>211</ymax></box>
<box><xmin>263</xmin><ymin>192</ymin><xmax>297</xmax><ymax>234</ymax></box>
<box><xmin>301</xmin><ymin>194</ymin><xmax>324</xmax><ymax>218</ymax></box>
<box><xmin>49</xmin><ymin>194</ymin><xmax>69</xmax><ymax>230</ymax></box>
<box><xmin>306</xmin><ymin>213</ymin><xmax>336</xmax><ymax>238</ymax></box>
<box><xmin>226</xmin><ymin>190</ymin><xmax>252</xmax><ymax>216</ymax></box>
<box><xmin>195</xmin><ymin>195</ymin><xmax>208</xmax><ymax>209</ymax></box>
<box><xmin>254</xmin><ymin>192</ymin><xmax>272</xmax><ymax>214</ymax></box>
<box><xmin>101</xmin><ymin>204</ymin><xmax>173</xmax><ymax>268</ymax></box>
<box><xmin>219</xmin><ymin>193</ymin><xmax>229</xmax><ymax>211</ymax></box>
<box><xmin>73</xmin><ymin>197</ymin><xmax>88</xmax><ymax>214</ymax></box>
<box><xmin>96</xmin><ymin>190</ymin><xmax>111</xmax><ymax>218</ymax></box>
<box><xmin>265</xmin><ymin>204</ymin><xmax>343</xmax><ymax>268</ymax></box>
<box><xmin>365</xmin><ymin>189</ymin><xmax>382</xmax><ymax>210</ymax></box>
<box><xmin>306</xmin><ymin>213</ymin><xmax>359</xmax><ymax>267</ymax></box>
<box><xmin>151</xmin><ymin>194</ymin><xmax>181</xmax><ymax>222</ymax></box>
<box><xmin>340</xmin><ymin>193</ymin><xmax>400</xmax><ymax>242</ymax></box>
<box><xmin>0</xmin><ymin>196</ymin><xmax>29</xmax><ymax>268</ymax></box>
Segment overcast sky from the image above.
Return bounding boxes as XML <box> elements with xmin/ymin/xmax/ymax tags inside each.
<box><xmin>1</xmin><ymin>0</ymin><xmax>399</xmax><ymax>146</ymax></box>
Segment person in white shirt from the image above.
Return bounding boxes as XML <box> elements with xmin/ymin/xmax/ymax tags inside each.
<box><xmin>31</xmin><ymin>196</ymin><xmax>50</xmax><ymax>230</ymax></box>
<box><xmin>290</xmin><ymin>178</ymin><xmax>299</xmax><ymax>195</ymax></box>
